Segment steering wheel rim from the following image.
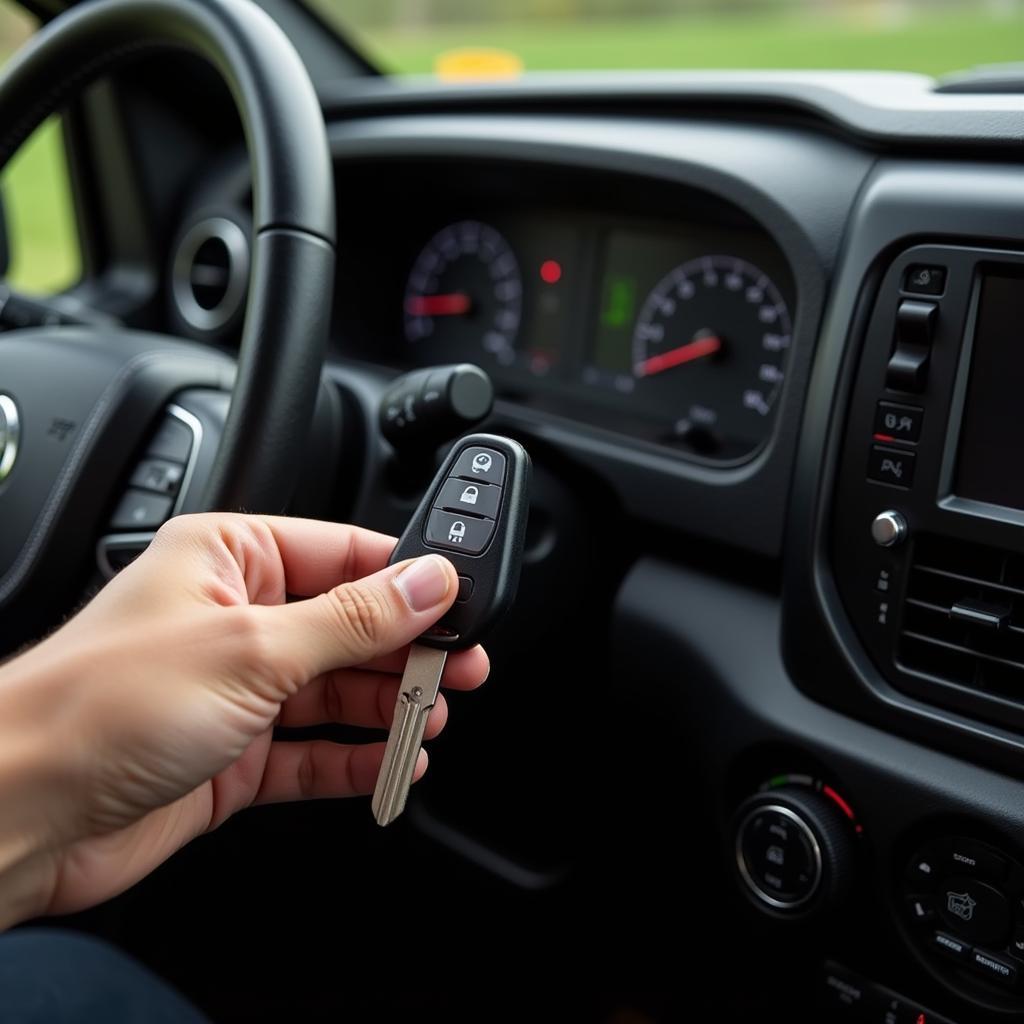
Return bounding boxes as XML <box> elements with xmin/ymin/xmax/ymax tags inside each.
<box><xmin>0</xmin><ymin>0</ymin><xmax>335</xmax><ymax>512</ymax></box>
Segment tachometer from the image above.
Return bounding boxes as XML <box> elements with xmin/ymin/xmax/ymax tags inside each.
<box><xmin>404</xmin><ymin>221</ymin><xmax>522</xmax><ymax>367</ymax></box>
<box><xmin>629</xmin><ymin>255</ymin><xmax>791</xmax><ymax>456</ymax></box>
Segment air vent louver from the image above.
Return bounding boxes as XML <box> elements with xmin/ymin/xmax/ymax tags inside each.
<box><xmin>171</xmin><ymin>216</ymin><xmax>249</xmax><ymax>336</ymax></box>
<box><xmin>900</xmin><ymin>535</ymin><xmax>1024</xmax><ymax>702</ymax></box>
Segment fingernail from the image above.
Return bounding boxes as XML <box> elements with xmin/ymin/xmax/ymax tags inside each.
<box><xmin>394</xmin><ymin>555</ymin><xmax>451</xmax><ymax>612</ymax></box>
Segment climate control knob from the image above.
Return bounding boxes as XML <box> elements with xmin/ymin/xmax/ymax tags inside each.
<box><xmin>734</xmin><ymin>786</ymin><xmax>856</xmax><ymax>916</ymax></box>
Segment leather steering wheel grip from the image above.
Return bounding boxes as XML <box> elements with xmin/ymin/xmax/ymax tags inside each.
<box><xmin>0</xmin><ymin>0</ymin><xmax>336</xmax><ymax>513</ymax></box>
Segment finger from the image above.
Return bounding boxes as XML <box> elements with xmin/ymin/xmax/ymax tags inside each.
<box><xmin>257</xmin><ymin>516</ymin><xmax>397</xmax><ymax>597</ymax></box>
<box><xmin>277</xmin><ymin>673</ymin><xmax>449</xmax><ymax>738</ymax></box>
<box><xmin>338</xmin><ymin>644</ymin><xmax>490</xmax><ymax>691</ymax></box>
<box><xmin>263</xmin><ymin>554</ymin><xmax>460</xmax><ymax>678</ymax></box>
<box><xmin>253</xmin><ymin>741</ymin><xmax>428</xmax><ymax>804</ymax></box>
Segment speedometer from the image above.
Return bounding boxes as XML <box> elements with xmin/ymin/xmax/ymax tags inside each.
<box><xmin>628</xmin><ymin>255</ymin><xmax>792</xmax><ymax>457</ymax></box>
<box><xmin>404</xmin><ymin>221</ymin><xmax>522</xmax><ymax>368</ymax></box>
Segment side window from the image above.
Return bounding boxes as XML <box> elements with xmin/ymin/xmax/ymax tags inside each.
<box><xmin>0</xmin><ymin>3</ymin><xmax>81</xmax><ymax>294</ymax></box>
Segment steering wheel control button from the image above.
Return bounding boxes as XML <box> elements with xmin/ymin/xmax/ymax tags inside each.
<box><xmin>870</xmin><ymin>510</ymin><xmax>908</xmax><ymax>547</ymax></box>
<box><xmin>931</xmin><ymin>931</ymin><xmax>972</xmax><ymax>963</ymax></box>
<box><xmin>147</xmin><ymin>415</ymin><xmax>194</xmax><ymax>463</ymax></box>
<box><xmin>451</xmin><ymin>447</ymin><xmax>505</xmax><ymax>486</ymax></box>
<box><xmin>874</xmin><ymin>401</ymin><xmax>924</xmax><ymax>444</ymax></box>
<box><xmin>456</xmin><ymin>576</ymin><xmax>474</xmax><ymax>603</ymax></box>
<box><xmin>887</xmin><ymin>299</ymin><xmax>938</xmax><ymax>393</ymax></box>
<box><xmin>970</xmin><ymin>949</ymin><xmax>1018</xmax><ymax>988</ymax></box>
<box><xmin>110</xmin><ymin>489</ymin><xmax>174</xmax><ymax>531</ymax></box>
<box><xmin>435</xmin><ymin>477</ymin><xmax>502</xmax><ymax>520</ymax></box>
<box><xmin>904</xmin><ymin>265</ymin><xmax>947</xmax><ymax>297</ymax></box>
<box><xmin>424</xmin><ymin>508</ymin><xmax>496</xmax><ymax>555</ymax></box>
<box><xmin>937</xmin><ymin>876</ymin><xmax>1010</xmax><ymax>946</ymax></box>
<box><xmin>737</xmin><ymin>805</ymin><xmax>821</xmax><ymax>909</ymax></box>
<box><xmin>867</xmin><ymin>446</ymin><xmax>916</xmax><ymax>488</ymax></box>
<box><xmin>130</xmin><ymin>459</ymin><xmax>185</xmax><ymax>496</ymax></box>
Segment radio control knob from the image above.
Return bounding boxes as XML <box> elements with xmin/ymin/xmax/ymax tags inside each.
<box><xmin>871</xmin><ymin>510</ymin><xmax>907</xmax><ymax>548</ymax></box>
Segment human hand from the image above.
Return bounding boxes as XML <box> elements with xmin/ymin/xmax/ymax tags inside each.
<box><xmin>0</xmin><ymin>514</ymin><xmax>487</xmax><ymax>927</ymax></box>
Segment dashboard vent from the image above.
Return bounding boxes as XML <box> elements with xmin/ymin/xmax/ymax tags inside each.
<box><xmin>899</xmin><ymin>535</ymin><xmax>1024</xmax><ymax>703</ymax></box>
<box><xmin>170</xmin><ymin>216</ymin><xmax>249</xmax><ymax>335</ymax></box>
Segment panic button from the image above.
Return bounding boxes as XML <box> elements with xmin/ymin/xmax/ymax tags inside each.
<box><xmin>868</xmin><ymin>446</ymin><xmax>916</xmax><ymax>488</ymax></box>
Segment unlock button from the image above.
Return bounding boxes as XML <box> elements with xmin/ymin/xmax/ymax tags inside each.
<box><xmin>435</xmin><ymin>477</ymin><xmax>502</xmax><ymax>519</ymax></box>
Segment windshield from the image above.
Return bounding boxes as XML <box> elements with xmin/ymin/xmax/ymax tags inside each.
<box><xmin>304</xmin><ymin>1</ymin><xmax>1024</xmax><ymax>79</ymax></box>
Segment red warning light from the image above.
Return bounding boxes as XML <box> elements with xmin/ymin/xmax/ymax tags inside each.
<box><xmin>540</xmin><ymin>259</ymin><xmax>562</xmax><ymax>284</ymax></box>
<box><xmin>917</xmin><ymin>1013</ymin><xmax>926</xmax><ymax>1024</ymax></box>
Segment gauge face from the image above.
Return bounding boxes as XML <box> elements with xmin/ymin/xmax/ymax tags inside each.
<box><xmin>404</xmin><ymin>221</ymin><xmax>522</xmax><ymax>367</ymax></box>
<box><xmin>627</xmin><ymin>255</ymin><xmax>792</xmax><ymax>456</ymax></box>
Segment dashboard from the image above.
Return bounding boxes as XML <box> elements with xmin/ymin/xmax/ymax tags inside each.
<box><xmin>124</xmin><ymin>63</ymin><xmax>1024</xmax><ymax>1021</ymax></box>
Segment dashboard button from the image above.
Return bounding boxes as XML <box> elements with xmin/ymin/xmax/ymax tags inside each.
<box><xmin>1009</xmin><ymin>925</ymin><xmax>1024</xmax><ymax>961</ymax></box>
<box><xmin>886</xmin><ymin>299</ymin><xmax>937</xmax><ymax>392</ymax></box>
<box><xmin>937</xmin><ymin>876</ymin><xmax>1010</xmax><ymax>946</ymax></box>
<box><xmin>931</xmin><ymin>931</ymin><xmax>972</xmax><ymax>963</ymax></box>
<box><xmin>451</xmin><ymin>446</ymin><xmax>505</xmax><ymax>485</ymax></box>
<box><xmin>435</xmin><ymin>477</ymin><xmax>501</xmax><ymax>520</ymax></box>
<box><xmin>970</xmin><ymin>949</ymin><xmax>1018</xmax><ymax>988</ymax></box>
<box><xmin>868</xmin><ymin>446</ymin><xmax>916</xmax><ymax>488</ymax></box>
<box><xmin>424</xmin><ymin>509</ymin><xmax>495</xmax><ymax>555</ymax></box>
<box><xmin>907</xmin><ymin>893</ymin><xmax>936</xmax><ymax>924</ymax></box>
<box><xmin>947</xmin><ymin>838</ymin><xmax>1007</xmax><ymax>882</ymax></box>
<box><xmin>110</xmin><ymin>489</ymin><xmax>173</xmax><ymax>530</ymax></box>
<box><xmin>907</xmin><ymin>841</ymin><xmax>946</xmax><ymax>888</ymax></box>
<box><xmin>874</xmin><ymin>401</ymin><xmax>924</xmax><ymax>443</ymax></box>
<box><xmin>904</xmin><ymin>265</ymin><xmax>947</xmax><ymax>297</ymax></box>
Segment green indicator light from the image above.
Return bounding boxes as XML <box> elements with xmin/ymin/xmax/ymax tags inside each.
<box><xmin>768</xmin><ymin>774</ymin><xmax>789</xmax><ymax>789</ymax></box>
<box><xmin>601</xmin><ymin>275</ymin><xmax>636</xmax><ymax>329</ymax></box>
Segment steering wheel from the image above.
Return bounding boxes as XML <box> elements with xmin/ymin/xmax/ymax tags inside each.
<box><xmin>0</xmin><ymin>0</ymin><xmax>335</xmax><ymax>648</ymax></box>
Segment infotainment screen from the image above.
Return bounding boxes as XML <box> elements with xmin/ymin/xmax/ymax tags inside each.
<box><xmin>954</xmin><ymin>271</ymin><xmax>1024</xmax><ymax>510</ymax></box>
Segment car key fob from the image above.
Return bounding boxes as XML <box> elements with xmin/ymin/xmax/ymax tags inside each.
<box><xmin>387</xmin><ymin>432</ymin><xmax>531</xmax><ymax>649</ymax></box>
<box><xmin>373</xmin><ymin>434</ymin><xmax>530</xmax><ymax>826</ymax></box>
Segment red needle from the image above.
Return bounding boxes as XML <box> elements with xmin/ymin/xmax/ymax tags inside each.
<box><xmin>405</xmin><ymin>293</ymin><xmax>472</xmax><ymax>317</ymax></box>
<box><xmin>637</xmin><ymin>334</ymin><xmax>722</xmax><ymax>377</ymax></box>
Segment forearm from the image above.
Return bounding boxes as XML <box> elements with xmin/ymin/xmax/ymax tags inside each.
<box><xmin>0</xmin><ymin>647</ymin><xmax>76</xmax><ymax>928</ymax></box>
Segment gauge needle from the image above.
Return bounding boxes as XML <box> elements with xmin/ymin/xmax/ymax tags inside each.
<box><xmin>405</xmin><ymin>293</ymin><xmax>472</xmax><ymax>317</ymax></box>
<box><xmin>637</xmin><ymin>333</ymin><xmax>722</xmax><ymax>377</ymax></box>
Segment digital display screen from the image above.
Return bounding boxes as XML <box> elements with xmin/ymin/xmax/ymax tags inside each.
<box><xmin>955</xmin><ymin>272</ymin><xmax>1024</xmax><ymax>510</ymax></box>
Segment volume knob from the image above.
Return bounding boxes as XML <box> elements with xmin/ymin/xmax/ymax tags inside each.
<box><xmin>871</xmin><ymin>510</ymin><xmax>907</xmax><ymax>548</ymax></box>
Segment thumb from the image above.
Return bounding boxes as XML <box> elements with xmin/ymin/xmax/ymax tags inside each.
<box><xmin>268</xmin><ymin>554</ymin><xmax>459</xmax><ymax>677</ymax></box>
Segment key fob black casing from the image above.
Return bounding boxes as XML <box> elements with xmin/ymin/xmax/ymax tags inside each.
<box><xmin>388</xmin><ymin>433</ymin><xmax>530</xmax><ymax>650</ymax></box>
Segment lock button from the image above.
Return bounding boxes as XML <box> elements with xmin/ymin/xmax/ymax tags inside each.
<box><xmin>435</xmin><ymin>477</ymin><xmax>502</xmax><ymax>520</ymax></box>
<box><xmin>424</xmin><ymin>509</ymin><xmax>496</xmax><ymax>555</ymax></box>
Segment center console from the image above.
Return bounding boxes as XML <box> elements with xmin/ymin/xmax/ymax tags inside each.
<box><xmin>832</xmin><ymin>244</ymin><xmax>1024</xmax><ymax>735</ymax></box>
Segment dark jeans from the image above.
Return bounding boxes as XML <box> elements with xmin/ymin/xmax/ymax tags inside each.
<box><xmin>0</xmin><ymin>929</ymin><xmax>209</xmax><ymax>1023</ymax></box>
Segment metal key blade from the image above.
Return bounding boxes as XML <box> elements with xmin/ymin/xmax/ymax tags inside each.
<box><xmin>372</xmin><ymin>643</ymin><xmax>447</xmax><ymax>826</ymax></box>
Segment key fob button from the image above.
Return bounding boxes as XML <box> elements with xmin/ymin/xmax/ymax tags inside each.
<box><xmin>424</xmin><ymin>509</ymin><xmax>495</xmax><ymax>555</ymax></box>
<box><xmin>456</xmin><ymin>576</ymin><xmax>474</xmax><ymax>602</ymax></box>
<box><xmin>451</xmin><ymin>446</ymin><xmax>505</xmax><ymax>485</ymax></box>
<box><xmin>435</xmin><ymin>477</ymin><xmax>502</xmax><ymax>519</ymax></box>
